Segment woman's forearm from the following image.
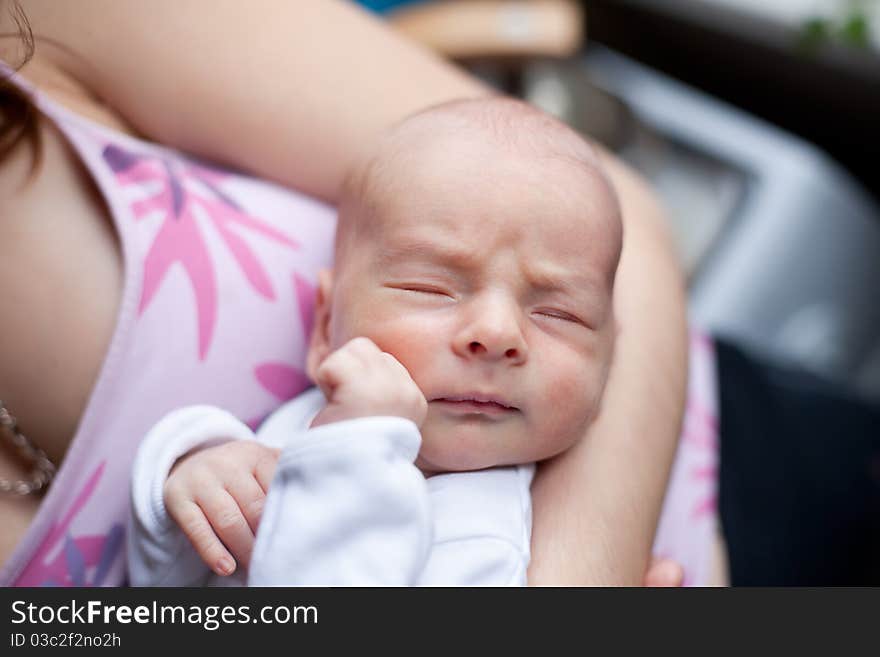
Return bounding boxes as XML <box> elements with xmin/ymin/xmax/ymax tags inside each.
<box><xmin>528</xmin><ymin>150</ymin><xmax>688</xmax><ymax>585</ymax></box>
<box><xmin>19</xmin><ymin>0</ymin><xmax>490</xmax><ymax>203</ymax></box>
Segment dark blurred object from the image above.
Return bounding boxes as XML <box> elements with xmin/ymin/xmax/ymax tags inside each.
<box><xmin>582</xmin><ymin>0</ymin><xmax>880</xmax><ymax>203</ymax></box>
<box><xmin>716</xmin><ymin>338</ymin><xmax>880</xmax><ymax>586</ymax></box>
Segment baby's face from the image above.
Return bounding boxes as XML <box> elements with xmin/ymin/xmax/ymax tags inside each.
<box><xmin>310</xmin><ymin>133</ymin><xmax>619</xmax><ymax>473</ymax></box>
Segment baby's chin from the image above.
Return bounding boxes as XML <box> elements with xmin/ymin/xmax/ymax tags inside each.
<box><xmin>414</xmin><ymin>419</ymin><xmax>534</xmax><ymax>475</ymax></box>
<box><xmin>414</xmin><ymin>449</ymin><xmax>505</xmax><ymax>477</ymax></box>
<box><xmin>414</xmin><ymin>413</ymin><xmax>588</xmax><ymax>476</ymax></box>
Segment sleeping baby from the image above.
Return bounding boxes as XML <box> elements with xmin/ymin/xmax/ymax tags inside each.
<box><xmin>128</xmin><ymin>97</ymin><xmax>623</xmax><ymax>585</ymax></box>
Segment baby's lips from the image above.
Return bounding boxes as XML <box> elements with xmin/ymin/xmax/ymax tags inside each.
<box><xmin>430</xmin><ymin>393</ymin><xmax>520</xmax><ymax>411</ymax></box>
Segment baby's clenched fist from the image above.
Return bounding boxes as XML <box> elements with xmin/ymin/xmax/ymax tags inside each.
<box><xmin>311</xmin><ymin>337</ymin><xmax>427</xmax><ymax>428</ymax></box>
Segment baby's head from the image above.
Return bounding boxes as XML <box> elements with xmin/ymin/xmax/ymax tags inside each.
<box><xmin>307</xmin><ymin>97</ymin><xmax>622</xmax><ymax>473</ymax></box>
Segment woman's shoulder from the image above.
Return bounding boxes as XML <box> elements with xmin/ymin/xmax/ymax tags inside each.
<box><xmin>12</xmin><ymin>55</ymin><xmax>136</xmax><ymax>133</ymax></box>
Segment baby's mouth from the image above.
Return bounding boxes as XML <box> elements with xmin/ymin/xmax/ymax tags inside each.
<box><xmin>431</xmin><ymin>395</ymin><xmax>519</xmax><ymax>416</ymax></box>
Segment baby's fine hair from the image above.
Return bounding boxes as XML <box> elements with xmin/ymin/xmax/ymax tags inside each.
<box><xmin>344</xmin><ymin>96</ymin><xmax>607</xmax><ymax>202</ymax></box>
<box><xmin>336</xmin><ymin>96</ymin><xmax>620</xmax><ymax>262</ymax></box>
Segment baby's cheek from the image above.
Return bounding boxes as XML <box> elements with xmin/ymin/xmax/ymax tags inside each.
<box><xmin>538</xmin><ymin>361</ymin><xmax>599</xmax><ymax>444</ymax></box>
<box><xmin>546</xmin><ymin>355</ymin><xmax>597</xmax><ymax>405</ymax></box>
<box><xmin>361</xmin><ymin>317</ymin><xmax>440</xmax><ymax>380</ymax></box>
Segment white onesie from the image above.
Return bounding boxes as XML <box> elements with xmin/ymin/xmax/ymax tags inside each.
<box><xmin>128</xmin><ymin>388</ymin><xmax>534</xmax><ymax>586</ymax></box>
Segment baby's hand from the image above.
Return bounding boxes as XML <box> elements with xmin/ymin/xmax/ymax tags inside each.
<box><xmin>311</xmin><ymin>337</ymin><xmax>427</xmax><ymax>428</ymax></box>
<box><xmin>163</xmin><ymin>440</ymin><xmax>280</xmax><ymax>576</ymax></box>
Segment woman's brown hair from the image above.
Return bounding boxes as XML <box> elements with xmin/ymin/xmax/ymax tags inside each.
<box><xmin>0</xmin><ymin>0</ymin><xmax>42</xmax><ymax>176</ymax></box>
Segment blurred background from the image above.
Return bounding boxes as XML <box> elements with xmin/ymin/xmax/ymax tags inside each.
<box><xmin>357</xmin><ymin>0</ymin><xmax>880</xmax><ymax>400</ymax></box>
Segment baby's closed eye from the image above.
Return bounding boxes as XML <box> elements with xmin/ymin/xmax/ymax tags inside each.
<box><xmin>533</xmin><ymin>308</ymin><xmax>583</xmax><ymax>324</ymax></box>
<box><xmin>384</xmin><ymin>283</ymin><xmax>455</xmax><ymax>299</ymax></box>
<box><xmin>532</xmin><ymin>307</ymin><xmax>594</xmax><ymax>331</ymax></box>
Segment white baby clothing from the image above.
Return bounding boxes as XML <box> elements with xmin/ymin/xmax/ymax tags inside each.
<box><xmin>128</xmin><ymin>387</ymin><xmax>534</xmax><ymax>586</ymax></box>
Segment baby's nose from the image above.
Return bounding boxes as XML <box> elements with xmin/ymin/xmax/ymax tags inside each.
<box><xmin>455</xmin><ymin>305</ymin><xmax>528</xmax><ymax>364</ymax></box>
<box><xmin>467</xmin><ymin>340</ymin><xmax>523</xmax><ymax>362</ymax></box>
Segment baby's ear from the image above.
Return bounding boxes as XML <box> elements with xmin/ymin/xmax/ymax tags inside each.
<box><xmin>306</xmin><ymin>269</ymin><xmax>335</xmax><ymax>382</ymax></box>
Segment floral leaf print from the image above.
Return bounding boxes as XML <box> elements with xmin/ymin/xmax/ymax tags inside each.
<box><xmin>247</xmin><ymin>363</ymin><xmax>311</xmax><ymax>430</ymax></box>
<box><xmin>255</xmin><ymin>363</ymin><xmax>312</xmax><ymax>402</ymax></box>
<box><xmin>92</xmin><ymin>524</ymin><xmax>125</xmax><ymax>587</ymax></box>
<box><xmin>252</xmin><ymin>273</ymin><xmax>318</xmax><ymax>403</ymax></box>
<box><xmin>64</xmin><ymin>535</ymin><xmax>87</xmax><ymax>587</ymax></box>
<box><xmin>103</xmin><ymin>144</ymin><xmax>300</xmax><ymax>360</ymax></box>
<box><xmin>19</xmin><ymin>463</ymin><xmax>106</xmax><ymax>585</ymax></box>
<box><xmin>293</xmin><ymin>272</ymin><xmax>317</xmax><ymax>343</ymax></box>
<box><xmin>37</xmin><ymin>534</ymin><xmax>124</xmax><ymax>587</ymax></box>
<box><xmin>690</xmin><ymin>494</ymin><xmax>718</xmax><ymax>521</ymax></box>
<box><xmin>682</xmin><ymin>377</ymin><xmax>719</xmax><ymax>520</ymax></box>
<box><xmin>15</xmin><ymin>463</ymin><xmax>127</xmax><ymax>587</ymax></box>
<box><xmin>201</xmin><ymin>198</ymin><xmax>276</xmax><ymax>300</ymax></box>
<box><xmin>247</xmin><ymin>274</ymin><xmax>318</xmax><ymax>428</ymax></box>
<box><xmin>139</xmin><ymin>202</ymin><xmax>218</xmax><ymax>359</ymax></box>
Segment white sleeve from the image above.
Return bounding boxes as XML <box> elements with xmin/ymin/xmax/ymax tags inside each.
<box><xmin>247</xmin><ymin>416</ymin><xmax>430</xmax><ymax>586</ymax></box>
<box><xmin>127</xmin><ymin>405</ymin><xmax>256</xmax><ymax>587</ymax></box>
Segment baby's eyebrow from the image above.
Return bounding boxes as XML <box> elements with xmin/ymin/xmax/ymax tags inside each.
<box><xmin>376</xmin><ymin>240</ymin><xmax>480</xmax><ymax>270</ymax></box>
<box><xmin>524</xmin><ymin>264</ymin><xmax>599</xmax><ymax>298</ymax></box>
<box><xmin>528</xmin><ymin>274</ymin><xmax>582</xmax><ymax>297</ymax></box>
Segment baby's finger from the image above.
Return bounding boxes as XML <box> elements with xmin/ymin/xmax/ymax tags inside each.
<box><xmin>168</xmin><ymin>499</ymin><xmax>236</xmax><ymax>576</ymax></box>
<box><xmin>226</xmin><ymin>472</ymin><xmax>269</xmax><ymax>537</ymax></box>
<box><xmin>345</xmin><ymin>336</ymin><xmax>382</xmax><ymax>360</ymax></box>
<box><xmin>314</xmin><ymin>346</ymin><xmax>362</xmax><ymax>395</ymax></box>
<box><xmin>380</xmin><ymin>351</ymin><xmax>419</xmax><ymax>383</ymax></box>
<box><xmin>253</xmin><ymin>448</ymin><xmax>280</xmax><ymax>494</ymax></box>
<box><xmin>197</xmin><ymin>489</ymin><xmax>255</xmax><ymax>571</ymax></box>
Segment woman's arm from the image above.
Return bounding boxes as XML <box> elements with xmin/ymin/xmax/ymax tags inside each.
<box><xmin>16</xmin><ymin>0</ymin><xmax>489</xmax><ymax>203</ymax></box>
<box><xmin>17</xmin><ymin>0</ymin><xmax>687</xmax><ymax>584</ymax></box>
<box><xmin>529</xmin><ymin>150</ymin><xmax>688</xmax><ymax>585</ymax></box>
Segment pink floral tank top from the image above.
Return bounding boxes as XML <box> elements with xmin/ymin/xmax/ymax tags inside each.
<box><xmin>2</xmin><ymin>69</ymin><xmax>721</xmax><ymax>587</ymax></box>
<box><xmin>1</xmin><ymin>74</ymin><xmax>336</xmax><ymax>586</ymax></box>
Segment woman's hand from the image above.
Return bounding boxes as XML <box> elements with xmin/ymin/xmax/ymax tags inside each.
<box><xmin>644</xmin><ymin>557</ymin><xmax>685</xmax><ymax>587</ymax></box>
<box><xmin>163</xmin><ymin>440</ymin><xmax>280</xmax><ymax>576</ymax></box>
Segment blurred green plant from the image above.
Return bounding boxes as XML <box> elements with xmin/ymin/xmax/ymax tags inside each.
<box><xmin>798</xmin><ymin>1</ymin><xmax>875</xmax><ymax>51</ymax></box>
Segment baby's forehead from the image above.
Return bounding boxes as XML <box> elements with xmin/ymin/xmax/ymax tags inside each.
<box><xmin>339</xmin><ymin>98</ymin><xmax>622</xmax><ymax>281</ymax></box>
<box><xmin>356</xmin><ymin>101</ymin><xmax>612</xmax><ymax>222</ymax></box>
<box><xmin>377</xmin><ymin>98</ymin><xmax>600</xmax><ymax>173</ymax></box>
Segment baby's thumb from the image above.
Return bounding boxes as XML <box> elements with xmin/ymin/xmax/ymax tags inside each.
<box><xmin>312</xmin><ymin>359</ymin><xmax>341</xmax><ymax>402</ymax></box>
